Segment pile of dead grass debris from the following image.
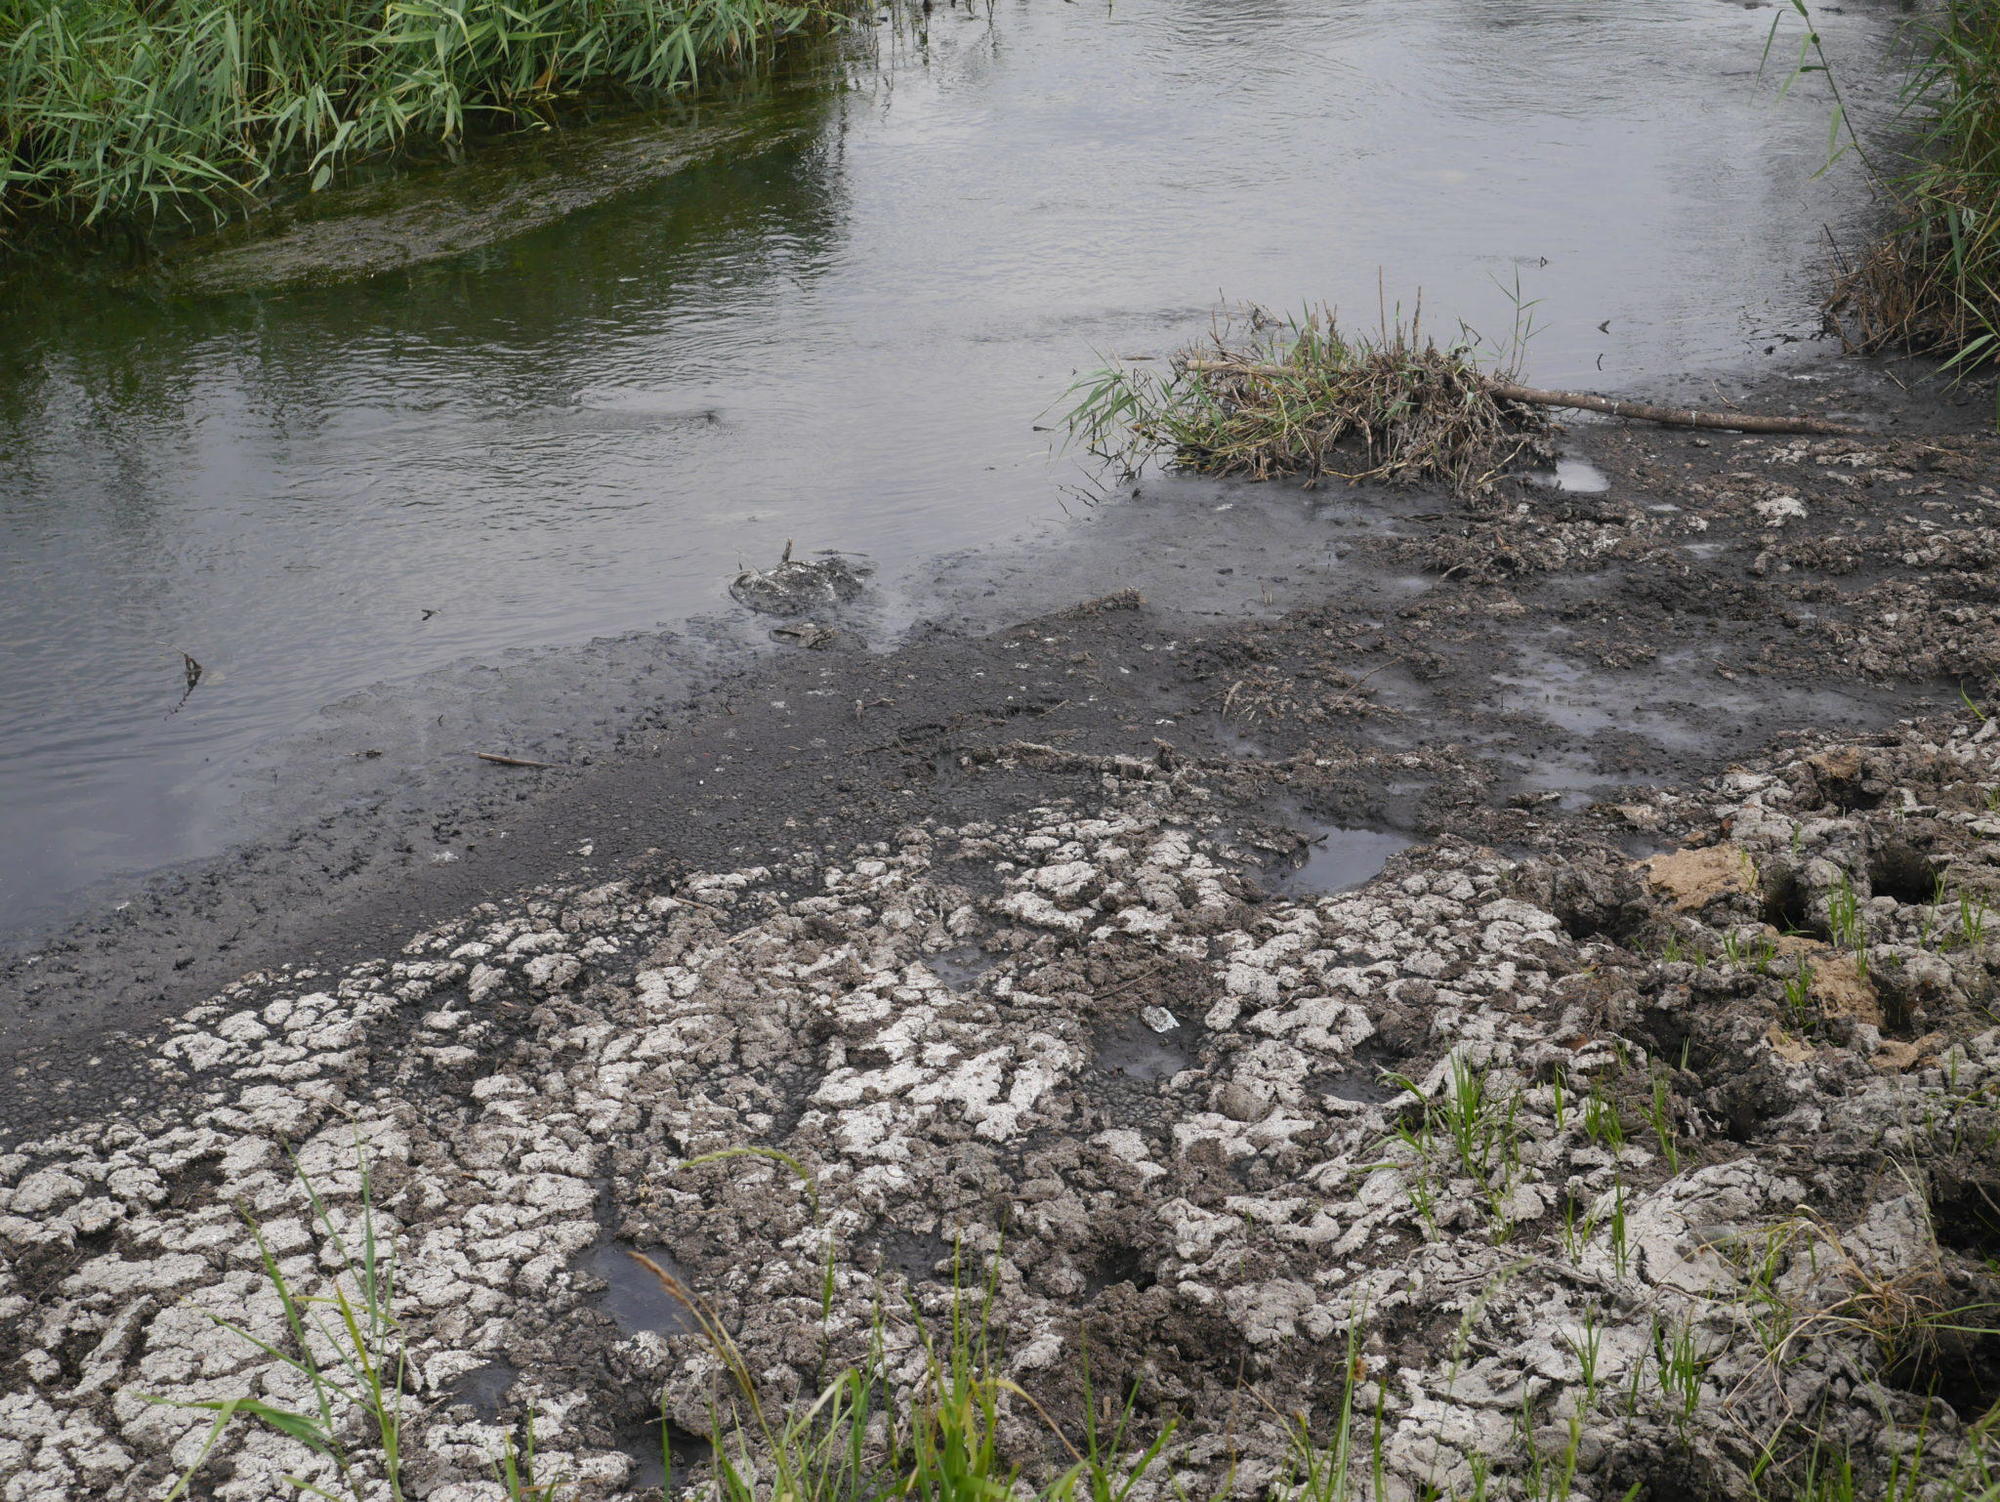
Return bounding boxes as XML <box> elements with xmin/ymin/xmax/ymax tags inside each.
<box><xmin>1062</xmin><ymin>304</ymin><xmax>1551</xmax><ymax>497</ymax></box>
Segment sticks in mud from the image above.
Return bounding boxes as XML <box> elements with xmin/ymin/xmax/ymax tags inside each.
<box><xmin>1182</xmin><ymin>360</ymin><xmax>1860</xmax><ymax>437</ymax></box>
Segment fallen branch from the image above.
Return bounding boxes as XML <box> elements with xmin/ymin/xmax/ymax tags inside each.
<box><xmin>1182</xmin><ymin>360</ymin><xmax>1860</xmax><ymax>436</ymax></box>
<box><xmin>474</xmin><ymin>751</ymin><xmax>555</xmax><ymax>768</ymax></box>
<box><xmin>1483</xmin><ymin>380</ymin><xmax>1861</xmax><ymax>436</ymax></box>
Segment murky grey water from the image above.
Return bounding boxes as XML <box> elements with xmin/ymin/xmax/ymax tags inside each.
<box><xmin>0</xmin><ymin>0</ymin><xmax>1896</xmax><ymax>933</ymax></box>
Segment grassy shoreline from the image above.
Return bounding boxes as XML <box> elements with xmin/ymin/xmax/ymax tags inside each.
<box><xmin>1821</xmin><ymin>0</ymin><xmax>2000</xmax><ymax>374</ymax></box>
<box><xmin>0</xmin><ymin>0</ymin><xmax>853</xmax><ymax>239</ymax></box>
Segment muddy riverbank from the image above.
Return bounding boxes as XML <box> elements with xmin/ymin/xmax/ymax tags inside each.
<box><xmin>0</xmin><ymin>0</ymin><xmax>1902</xmax><ymax>936</ymax></box>
<box><xmin>4</xmin><ymin>355</ymin><xmax>1993</xmax><ymax>1114</ymax></box>
<box><xmin>5</xmin><ymin>354</ymin><xmax>2000</xmax><ymax>1496</ymax></box>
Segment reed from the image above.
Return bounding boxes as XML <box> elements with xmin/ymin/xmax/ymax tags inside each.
<box><xmin>0</xmin><ymin>0</ymin><xmax>850</xmax><ymax>234</ymax></box>
<box><xmin>1816</xmin><ymin>0</ymin><xmax>2000</xmax><ymax>378</ymax></box>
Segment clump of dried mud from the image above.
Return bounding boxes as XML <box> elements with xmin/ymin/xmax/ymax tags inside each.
<box><xmin>4</xmin><ymin>706</ymin><xmax>1999</xmax><ymax>1500</ymax></box>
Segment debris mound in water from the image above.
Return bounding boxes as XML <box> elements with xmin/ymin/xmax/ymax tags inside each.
<box><xmin>729</xmin><ymin>540</ymin><xmax>870</xmax><ymax>616</ymax></box>
<box><xmin>1063</xmin><ymin>300</ymin><xmax>1551</xmax><ymax>496</ymax></box>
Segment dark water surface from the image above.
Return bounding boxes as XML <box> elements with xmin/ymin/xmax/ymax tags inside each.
<box><xmin>0</xmin><ymin>0</ymin><xmax>1895</xmax><ymax>934</ymax></box>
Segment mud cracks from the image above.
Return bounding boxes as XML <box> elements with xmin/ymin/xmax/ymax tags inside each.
<box><xmin>1</xmin><ymin>712</ymin><xmax>1998</xmax><ymax>1500</ymax></box>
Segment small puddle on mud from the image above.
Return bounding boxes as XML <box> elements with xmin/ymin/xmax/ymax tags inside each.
<box><xmin>447</xmin><ymin>1359</ymin><xmax>521</xmax><ymax>1420</ymax></box>
<box><xmin>618</xmin><ymin>1415</ymin><xmax>711</xmax><ymax>1494</ymax></box>
<box><xmin>1528</xmin><ymin>458</ymin><xmax>1612</xmax><ymax>494</ymax></box>
<box><xmin>1269</xmin><ymin>826</ymin><xmax>1416</xmax><ymax>896</ymax></box>
<box><xmin>580</xmin><ymin>1237</ymin><xmax>697</xmax><ymax>1337</ymax></box>
<box><xmin>1317</xmin><ymin>1070</ymin><xmax>1403</xmax><ymax>1106</ymax></box>
<box><xmin>1094</xmin><ymin>1014</ymin><xmax>1196</xmax><ymax>1083</ymax></box>
<box><xmin>1495</xmin><ymin>646</ymin><xmax>1886</xmax><ymax>782</ymax></box>
<box><xmin>922</xmin><ymin>946</ymin><xmax>996</xmax><ymax>990</ymax></box>
<box><xmin>1494</xmin><ymin>647</ymin><xmax>1713</xmax><ymax>753</ymax></box>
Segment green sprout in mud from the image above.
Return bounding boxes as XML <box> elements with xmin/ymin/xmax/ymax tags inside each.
<box><xmin>1650</xmin><ymin>1318</ymin><xmax>1712</xmax><ymax>1433</ymax></box>
<box><xmin>1718</xmin><ymin>1219</ymin><xmax>1815</xmax><ymax>1365</ymax></box>
<box><xmin>1783</xmin><ymin>962</ymin><xmax>1819</xmax><ymax>1036</ymax></box>
<box><xmin>1441</xmin><ymin>1058</ymin><xmax>1514</xmax><ymax>1181</ymax></box>
<box><xmin>1960</xmin><ymin>892</ymin><xmax>1991</xmax><ymax>950</ymax></box>
<box><xmin>1762</xmin><ymin>1413</ymin><xmax>2000</xmax><ymax>1502</ymax></box>
<box><xmin>1918</xmin><ymin>1066</ymin><xmax>2000</xmax><ymax>1158</ymax></box>
<box><xmin>1271</xmin><ymin>1315</ymin><xmax>1383</xmax><ymax>1502</ymax></box>
<box><xmin>1581</xmin><ymin>1082</ymin><xmax>1625</xmax><ymax>1155</ymax></box>
<box><xmin>1390</xmin><ymin>1103</ymin><xmax>1445</xmax><ymax>1238</ymax></box>
<box><xmin>1391</xmin><ymin>1058</ymin><xmax>1527</xmax><ymax>1243</ymax></box>
<box><xmin>1642</xmin><ymin>1075</ymin><xmax>1682</xmax><ymax>1175</ymax></box>
<box><xmin>1557</xmin><ymin>1193</ymin><xmax>1605</xmax><ymax>1265</ymax></box>
<box><xmin>1657</xmin><ymin>930</ymin><xmax>1712</xmax><ymax>969</ymax></box>
<box><xmin>144</xmin><ymin>1143</ymin><xmax>594</xmax><ymax>1502</ymax></box>
<box><xmin>1608</xmin><ymin>1180</ymin><xmax>1632</xmax><ymax>1280</ymax></box>
<box><xmin>1919</xmin><ymin>874</ymin><xmax>1949</xmax><ymax>949</ymax></box>
<box><xmin>1827</xmin><ymin>873</ymin><xmax>1869</xmax><ymax>973</ymax></box>
<box><xmin>1723</xmin><ymin>928</ymin><xmax>1780</xmax><ymax>974</ymax></box>
<box><xmin>146</xmin><ymin>1143</ymin><xmax>430</xmax><ymax>1502</ymax></box>
<box><xmin>1519</xmin><ymin>1308</ymin><xmax>1614</xmax><ymax>1502</ymax></box>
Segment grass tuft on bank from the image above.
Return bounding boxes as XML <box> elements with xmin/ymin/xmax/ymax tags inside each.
<box><xmin>1061</xmin><ymin>303</ymin><xmax>1551</xmax><ymax>497</ymax></box>
<box><xmin>0</xmin><ymin>0</ymin><xmax>849</xmax><ymax>235</ymax></box>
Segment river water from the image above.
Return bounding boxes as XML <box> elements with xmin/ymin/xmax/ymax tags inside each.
<box><xmin>0</xmin><ymin>0</ymin><xmax>1896</xmax><ymax>936</ymax></box>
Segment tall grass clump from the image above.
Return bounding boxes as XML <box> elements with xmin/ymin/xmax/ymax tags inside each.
<box><xmin>1814</xmin><ymin>0</ymin><xmax>2000</xmax><ymax>371</ymax></box>
<box><xmin>1061</xmin><ymin>301</ymin><xmax>1550</xmax><ymax>498</ymax></box>
<box><xmin>0</xmin><ymin>0</ymin><xmax>851</xmax><ymax>234</ymax></box>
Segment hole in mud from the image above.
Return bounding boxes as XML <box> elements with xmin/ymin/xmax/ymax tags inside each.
<box><xmin>1600</xmin><ymin>1456</ymin><xmax>1730</xmax><ymax>1502</ymax></box>
<box><xmin>447</xmin><ymin>1359</ymin><xmax>520</xmax><ymax>1420</ymax></box>
<box><xmin>870</xmin><ymin>1228</ymin><xmax>956</xmax><ymax>1285</ymax></box>
<box><xmin>1632</xmin><ymin>1007</ymin><xmax>1722</xmax><ymax>1081</ymax></box>
<box><xmin>1805</xmin><ymin>762</ymin><xmax>1884</xmax><ymax>814</ymax></box>
<box><xmin>1093</xmin><ymin>1014</ymin><xmax>1196</xmax><ymax>1083</ymax></box>
<box><xmin>1267</xmin><ymin>825</ymin><xmax>1414</xmax><ymax>897</ymax></box>
<box><xmin>581</xmin><ymin>1238</ymin><xmax>697</xmax><ymax>1337</ymax></box>
<box><xmin>1085</xmin><ymin>1242</ymin><xmax>1157</xmax><ymax>1297</ymax></box>
<box><xmin>1548</xmin><ymin>861</ymin><xmax>1650</xmax><ymax>946</ymax></box>
<box><xmin>1931</xmin><ymin>1171</ymin><xmax>2000</xmax><ymax>1259</ymax></box>
<box><xmin>1762</xmin><ymin>870</ymin><xmax>1824</xmax><ymax>941</ymax></box>
<box><xmin>163</xmin><ymin>1153</ymin><xmax>227</xmax><ymax>1211</ymax></box>
<box><xmin>1882</xmin><ymin>1318</ymin><xmax>2000</xmax><ymax>1424</ymax></box>
<box><xmin>1869</xmin><ymin>840</ymin><xmax>1945</xmax><ymax>906</ymax></box>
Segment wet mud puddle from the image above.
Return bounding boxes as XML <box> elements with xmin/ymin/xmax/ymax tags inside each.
<box><xmin>582</xmin><ymin>1236</ymin><xmax>696</xmax><ymax>1339</ymax></box>
<box><xmin>1267</xmin><ymin>825</ymin><xmax>1417</xmax><ymax>897</ymax></box>
<box><xmin>1528</xmin><ymin>457</ymin><xmax>1612</xmax><ymax>494</ymax></box>
<box><xmin>0</xmin><ymin>0</ymin><xmax>1898</xmax><ymax>939</ymax></box>
<box><xmin>1095</xmin><ymin>1014</ymin><xmax>1196</xmax><ymax>1085</ymax></box>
